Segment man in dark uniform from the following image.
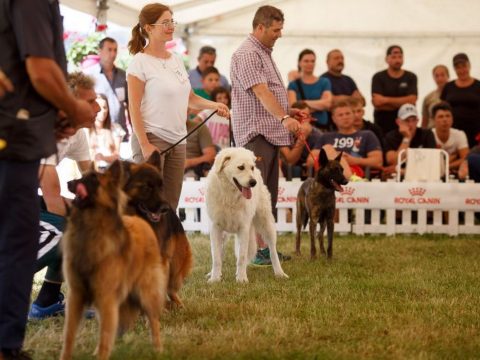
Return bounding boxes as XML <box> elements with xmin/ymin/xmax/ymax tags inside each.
<box><xmin>0</xmin><ymin>1</ymin><xmax>94</xmax><ymax>358</ymax></box>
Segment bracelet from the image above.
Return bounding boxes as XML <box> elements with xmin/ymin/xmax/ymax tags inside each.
<box><xmin>280</xmin><ymin>115</ymin><xmax>290</xmax><ymax>124</ymax></box>
<box><xmin>402</xmin><ymin>137</ymin><xmax>410</xmax><ymax>144</ymax></box>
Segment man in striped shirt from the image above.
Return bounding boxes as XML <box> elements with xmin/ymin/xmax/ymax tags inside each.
<box><xmin>230</xmin><ymin>5</ymin><xmax>306</xmax><ymax>265</ymax></box>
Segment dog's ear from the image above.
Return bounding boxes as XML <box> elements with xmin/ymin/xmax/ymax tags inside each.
<box><xmin>217</xmin><ymin>155</ymin><xmax>231</xmax><ymax>173</ymax></box>
<box><xmin>106</xmin><ymin>160</ymin><xmax>124</xmax><ymax>186</ymax></box>
<box><xmin>319</xmin><ymin>148</ymin><xmax>329</xmax><ymax>168</ymax></box>
<box><xmin>335</xmin><ymin>151</ymin><xmax>343</xmax><ymax>162</ymax></box>
<box><xmin>120</xmin><ymin>161</ymin><xmax>133</xmax><ymax>186</ymax></box>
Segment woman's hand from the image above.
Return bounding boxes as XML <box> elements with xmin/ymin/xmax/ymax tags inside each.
<box><xmin>215</xmin><ymin>103</ymin><xmax>230</xmax><ymax>118</ymax></box>
<box><xmin>141</xmin><ymin>142</ymin><xmax>158</xmax><ymax>160</ymax></box>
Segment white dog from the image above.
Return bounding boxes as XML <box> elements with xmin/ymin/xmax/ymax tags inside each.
<box><xmin>205</xmin><ymin>147</ymin><xmax>289</xmax><ymax>283</ymax></box>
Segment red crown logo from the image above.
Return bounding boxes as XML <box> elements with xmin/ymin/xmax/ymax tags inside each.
<box><xmin>277</xmin><ymin>187</ymin><xmax>285</xmax><ymax>196</ymax></box>
<box><xmin>198</xmin><ymin>187</ymin><xmax>205</xmax><ymax>195</ymax></box>
<box><xmin>409</xmin><ymin>187</ymin><xmax>426</xmax><ymax>196</ymax></box>
<box><xmin>341</xmin><ymin>187</ymin><xmax>355</xmax><ymax>196</ymax></box>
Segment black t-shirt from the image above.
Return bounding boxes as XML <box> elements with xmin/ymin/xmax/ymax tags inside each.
<box><xmin>384</xmin><ymin>128</ymin><xmax>436</xmax><ymax>152</ymax></box>
<box><xmin>371</xmin><ymin>70</ymin><xmax>417</xmax><ymax>135</ymax></box>
<box><xmin>320</xmin><ymin>72</ymin><xmax>358</xmax><ymax>96</ymax></box>
<box><xmin>440</xmin><ymin>80</ymin><xmax>480</xmax><ymax>148</ymax></box>
<box><xmin>0</xmin><ymin>0</ymin><xmax>66</xmax><ymax>117</ymax></box>
<box><xmin>321</xmin><ymin>72</ymin><xmax>359</xmax><ymax>128</ymax></box>
<box><xmin>362</xmin><ymin>119</ymin><xmax>385</xmax><ymax>149</ymax></box>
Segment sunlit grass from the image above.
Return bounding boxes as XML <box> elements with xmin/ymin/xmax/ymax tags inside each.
<box><xmin>26</xmin><ymin>234</ymin><xmax>480</xmax><ymax>359</ymax></box>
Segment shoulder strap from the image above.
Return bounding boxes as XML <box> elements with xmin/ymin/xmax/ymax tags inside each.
<box><xmin>295</xmin><ymin>79</ymin><xmax>306</xmax><ymax>100</ymax></box>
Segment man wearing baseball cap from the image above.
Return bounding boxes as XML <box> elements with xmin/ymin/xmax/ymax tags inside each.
<box><xmin>440</xmin><ymin>52</ymin><xmax>480</xmax><ymax>148</ymax></box>
<box><xmin>384</xmin><ymin>103</ymin><xmax>436</xmax><ymax>169</ymax></box>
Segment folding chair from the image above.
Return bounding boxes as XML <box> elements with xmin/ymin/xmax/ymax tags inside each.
<box><xmin>396</xmin><ymin>148</ymin><xmax>449</xmax><ymax>182</ymax></box>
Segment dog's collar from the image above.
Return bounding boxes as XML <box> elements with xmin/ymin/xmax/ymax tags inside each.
<box><xmin>138</xmin><ymin>203</ymin><xmax>163</xmax><ymax>223</ymax></box>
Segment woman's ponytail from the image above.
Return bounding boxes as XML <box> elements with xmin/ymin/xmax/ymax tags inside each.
<box><xmin>128</xmin><ymin>23</ymin><xmax>147</xmax><ymax>55</ymax></box>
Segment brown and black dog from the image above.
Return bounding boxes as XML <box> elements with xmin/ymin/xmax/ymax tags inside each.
<box><xmin>61</xmin><ymin>161</ymin><xmax>167</xmax><ymax>360</ymax></box>
<box><xmin>295</xmin><ymin>148</ymin><xmax>348</xmax><ymax>259</ymax></box>
<box><xmin>122</xmin><ymin>151</ymin><xmax>192</xmax><ymax>308</ymax></box>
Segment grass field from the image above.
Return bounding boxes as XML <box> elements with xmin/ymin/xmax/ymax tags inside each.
<box><xmin>25</xmin><ymin>233</ymin><xmax>480</xmax><ymax>359</ymax></box>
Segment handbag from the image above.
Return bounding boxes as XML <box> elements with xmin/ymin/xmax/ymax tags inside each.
<box><xmin>295</xmin><ymin>79</ymin><xmax>307</xmax><ymax>100</ymax></box>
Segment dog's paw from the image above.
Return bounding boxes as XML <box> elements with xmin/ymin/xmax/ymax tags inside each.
<box><xmin>275</xmin><ymin>271</ymin><xmax>289</xmax><ymax>279</ymax></box>
<box><xmin>236</xmin><ymin>275</ymin><xmax>249</xmax><ymax>283</ymax></box>
<box><xmin>207</xmin><ymin>275</ymin><xmax>222</xmax><ymax>283</ymax></box>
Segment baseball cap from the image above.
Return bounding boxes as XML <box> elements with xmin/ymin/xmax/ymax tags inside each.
<box><xmin>453</xmin><ymin>53</ymin><xmax>469</xmax><ymax>66</ymax></box>
<box><xmin>398</xmin><ymin>103</ymin><xmax>418</xmax><ymax>120</ymax></box>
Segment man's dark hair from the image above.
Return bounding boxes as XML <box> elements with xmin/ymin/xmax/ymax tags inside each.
<box><xmin>252</xmin><ymin>5</ymin><xmax>284</xmax><ymax>29</ymax></box>
<box><xmin>386</xmin><ymin>45</ymin><xmax>403</xmax><ymax>56</ymax></box>
<box><xmin>431</xmin><ymin>101</ymin><xmax>453</xmax><ymax>118</ymax></box>
<box><xmin>99</xmin><ymin>37</ymin><xmax>117</xmax><ymax>49</ymax></box>
<box><xmin>198</xmin><ymin>45</ymin><xmax>216</xmax><ymax>58</ymax></box>
<box><xmin>201</xmin><ymin>66</ymin><xmax>220</xmax><ymax>79</ymax></box>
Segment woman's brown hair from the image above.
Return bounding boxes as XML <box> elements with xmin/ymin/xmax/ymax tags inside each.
<box><xmin>128</xmin><ymin>3</ymin><xmax>172</xmax><ymax>55</ymax></box>
<box><xmin>95</xmin><ymin>94</ymin><xmax>112</xmax><ymax>130</ymax></box>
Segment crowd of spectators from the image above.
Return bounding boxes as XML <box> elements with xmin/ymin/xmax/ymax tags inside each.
<box><xmin>183</xmin><ymin>45</ymin><xmax>480</xmax><ymax>183</ymax></box>
<box><xmin>28</xmin><ymin>39</ymin><xmax>480</xmax><ymax>205</ymax></box>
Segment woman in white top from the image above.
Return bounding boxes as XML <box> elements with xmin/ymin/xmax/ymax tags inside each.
<box><xmin>127</xmin><ymin>3</ymin><xmax>229</xmax><ymax>210</ymax></box>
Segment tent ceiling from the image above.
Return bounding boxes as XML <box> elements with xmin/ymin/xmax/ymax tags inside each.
<box><xmin>60</xmin><ymin>0</ymin><xmax>276</xmax><ymax>28</ymax></box>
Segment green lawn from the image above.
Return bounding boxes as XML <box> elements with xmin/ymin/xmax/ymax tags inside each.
<box><xmin>26</xmin><ymin>234</ymin><xmax>480</xmax><ymax>359</ymax></box>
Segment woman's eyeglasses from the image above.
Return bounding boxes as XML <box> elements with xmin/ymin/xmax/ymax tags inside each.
<box><xmin>151</xmin><ymin>20</ymin><xmax>177</xmax><ymax>29</ymax></box>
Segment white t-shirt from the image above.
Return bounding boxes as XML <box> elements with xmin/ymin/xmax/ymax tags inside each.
<box><xmin>127</xmin><ymin>52</ymin><xmax>191</xmax><ymax>144</ymax></box>
<box><xmin>432</xmin><ymin>128</ymin><xmax>469</xmax><ymax>155</ymax></box>
<box><xmin>41</xmin><ymin>130</ymin><xmax>90</xmax><ymax>166</ymax></box>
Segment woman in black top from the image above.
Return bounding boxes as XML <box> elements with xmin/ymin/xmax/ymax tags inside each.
<box><xmin>441</xmin><ymin>53</ymin><xmax>480</xmax><ymax>148</ymax></box>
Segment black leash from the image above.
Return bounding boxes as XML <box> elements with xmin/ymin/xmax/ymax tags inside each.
<box><xmin>159</xmin><ymin>110</ymin><xmax>219</xmax><ymax>156</ymax></box>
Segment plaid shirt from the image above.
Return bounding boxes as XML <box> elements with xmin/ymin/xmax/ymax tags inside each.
<box><xmin>230</xmin><ymin>35</ymin><xmax>292</xmax><ymax>147</ymax></box>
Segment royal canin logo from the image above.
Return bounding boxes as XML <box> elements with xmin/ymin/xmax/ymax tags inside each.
<box><xmin>408</xmin><ymin>187</ymin><xmax>426</xmax><ymax>196</ymax></box>
<box><xmin>341</xmin><ymin>187</ymin><xmax>355</xmax><ymax>196</ymax></box>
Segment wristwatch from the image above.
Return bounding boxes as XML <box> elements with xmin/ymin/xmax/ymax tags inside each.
<box><xmin>402</xmin><ymin>137</ymin><xmax>410</xmax><ymax>144</ymax></box>
<box><xmin>280</xmin><ymin>115</ymin><xmax>290</xmax><ymax>123</ymax></box>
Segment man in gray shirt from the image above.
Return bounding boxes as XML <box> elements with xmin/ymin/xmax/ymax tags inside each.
<box><xmin>84</xmin><ymin>37</ymin><xmax>129</xmax><ymax>140</ymax></box>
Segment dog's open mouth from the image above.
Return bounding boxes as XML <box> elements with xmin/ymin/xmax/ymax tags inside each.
<box><xmin>75</xmin><ymin>182</ymin><xmax>88</xmax><ymax>199</ymax></box>
<box><xmin>330</xmin><ymin>179</ymin><xmax>344</xmax><ymax>192</ymax></box>
<box><xmin>233</xmin><ymin>177</ymin><xmax>252</xmax><ymax>199</ymax></box>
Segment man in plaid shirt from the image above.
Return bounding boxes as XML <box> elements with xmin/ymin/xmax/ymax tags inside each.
<box><xmin>231</xmin><ymin>5</ymin><xmax>307</xmax><ymax>266</ymax></box>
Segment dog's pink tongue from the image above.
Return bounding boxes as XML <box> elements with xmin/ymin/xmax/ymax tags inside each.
<box><xmin>75</xmin><ymin>183</ymin><xmax>88</xmax><ymax>199</ymax></box>
<box><xmin>242</xmin><ymin>187</ymin><xmax>252</xmax><ymax>199</ymax></box>
<box><xmin>331</xmin><ymin>180</ymin><xmax>344</xmax><ymax>192</ymax></box>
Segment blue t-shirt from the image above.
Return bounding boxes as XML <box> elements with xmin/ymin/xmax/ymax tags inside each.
<box><xmin>288</xmin><ymin>77</ymin><xmax>332</xmax><ymax>126</ymax></box>
<box><xmin>315</xmin><ymin>130</ymin><xmax>381</xmax><ymax>158</ymax></box>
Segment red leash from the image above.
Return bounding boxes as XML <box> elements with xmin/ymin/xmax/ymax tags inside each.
<box><xmin>295</xmin><ymin>118</ymin><xmax>319</xmax><ymax>172</ymax></box>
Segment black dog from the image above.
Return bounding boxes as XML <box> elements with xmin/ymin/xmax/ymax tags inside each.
<box><xmin>295</xmin><ymin>148</ymin><xmax>348</xmax><ymax>259</ymax></box>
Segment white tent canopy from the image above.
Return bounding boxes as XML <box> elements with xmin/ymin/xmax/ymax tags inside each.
<box><xmin>62</xmin><ymin>0</ymin><xmax>480</xmax><ymax>118</ymax></box>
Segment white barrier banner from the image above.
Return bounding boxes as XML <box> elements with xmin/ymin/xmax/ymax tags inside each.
<box><xmin>179</xmin><ymin>179</ymin><xmax>480</xmax><ymax>211</ymax></box>
<box><xmin>277</xmin><ymin>180</ymin><xmax>480</xmax><ymax>210</ymax></box>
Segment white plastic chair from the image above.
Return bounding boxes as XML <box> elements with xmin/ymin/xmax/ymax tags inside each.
<box><xmin>396</xmin><ymin>148</ymin><xmax>449</xmax><ymax>182</ymax></box>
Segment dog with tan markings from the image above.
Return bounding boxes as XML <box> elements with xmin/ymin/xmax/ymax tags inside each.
<box><xmin>60</xmin><ymin>161</ymin><xmax>167</xmax><ymax>360</ymax></box>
